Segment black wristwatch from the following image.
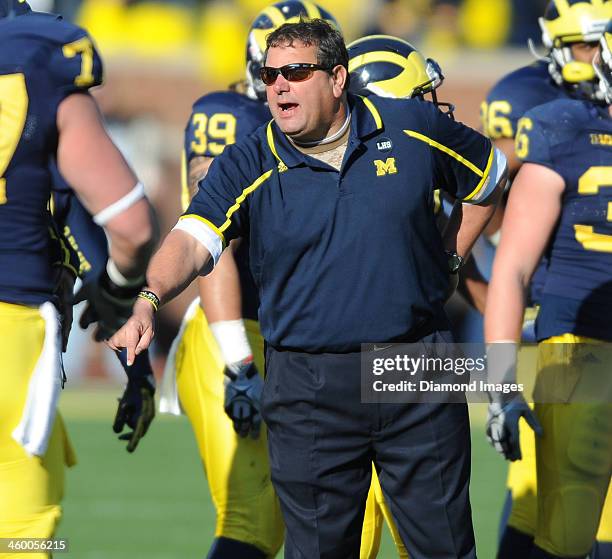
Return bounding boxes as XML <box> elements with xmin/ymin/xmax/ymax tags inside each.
<box><xmin>445</xmin><ymin>250</ymin><xmax>465</xmax><ymax>274</ymax></box>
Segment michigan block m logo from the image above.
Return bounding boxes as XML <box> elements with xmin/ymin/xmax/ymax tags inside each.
<box><xmin>374</xmin><ymin>158</ymin><xmax>397</xmax><ymax>177</ymax></box>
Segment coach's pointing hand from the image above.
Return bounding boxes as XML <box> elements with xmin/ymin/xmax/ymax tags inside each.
<box><xmin>108</xmin><ymin>296</ymin><xmax>156</xmax><ymax>365</ymax></box>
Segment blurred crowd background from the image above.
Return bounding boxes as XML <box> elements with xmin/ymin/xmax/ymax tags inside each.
<box><xmin>34</xmin><ymin>0</ymin><xmax>549</xmax><ymax>62</ymax></box>
<box><xmin>27</xmin><ymin>0</ymin><xmax>546</xmax><ymax>381</ymax></box>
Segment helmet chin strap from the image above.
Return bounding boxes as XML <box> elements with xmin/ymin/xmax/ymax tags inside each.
<box><xmin>527</xmin><ymin>38</ymin><xmax>551</xmax><ymax>64</ymax></box>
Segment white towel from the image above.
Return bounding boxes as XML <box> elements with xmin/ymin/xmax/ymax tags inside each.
<box><xmin>12</xmin><ymin>302</ymin><xmax>62</xmax><ymax>457</ymax></box>
<box><xmin>158</xmin><ymin>298</ymin><xmax>200</xmax><ymax>416</ymax></box>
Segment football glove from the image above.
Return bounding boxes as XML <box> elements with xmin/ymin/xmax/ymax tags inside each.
<box><xmin>53</xmin><ymin>266</ymin><xmax>77</xmax><ymax>352</ymax></box>
<box><xmin>113</xmin><ymin>349</ymin><xmax>156</xmax><ymax>453</ymax></box>
<box><xmin>224</xmin><ymin>358</ymin><xmax>263</xmax><ymax>439</ymax></box>
<box><xmin>486</xmin><ymin>397</ymin><xmax>542</xmax><ymax>461</ymax></box>
<box><xmin>74</xmin><ymin>268</ymin><xmax>142</xmax><ymax>341</ymax></box>
<box><xmin>485</xmin><ymin>341</ymin><xmax>543</xmax><ymax>461</ymax></box>
<box><xmin>49</xmin><ymin>222</ymin><xmax>79</xmax><ymax>351</ymax></box>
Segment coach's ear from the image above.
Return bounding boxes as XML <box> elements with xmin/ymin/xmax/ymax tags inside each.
<box><xmin>331</xmin><ymin>64</ymin><xmax>348</xmax><ymax>98</ymax></box>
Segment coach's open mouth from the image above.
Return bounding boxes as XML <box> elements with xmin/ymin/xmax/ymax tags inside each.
<box><xmin>279</xmin><ymin>102</ymin><xmax>299</xmax><ymax>114</ymax></box>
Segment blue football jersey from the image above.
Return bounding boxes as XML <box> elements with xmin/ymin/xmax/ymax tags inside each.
<box><xmin>0</xmin><ymin>12</ymin><xmax>103</xmax><ymax>305</ymax></box>
<box><xmin>482</xmin><ymin>61</ymin><xmax>564</xmax><ymax>141</ymax></box>
<box><xmin>184</xmin><ymin>91</ymin><xmax>270</xmax><ymax>162</ymax></box>
<box><xmin>183</xmin><ymin>90</ymin><xmax>269</xmax><ymax>322</ymax></box>
<box><xmin>482</xmin><ymin>61</ymin><xmax>569</xmax><ymax>306</ymax></box>
<box><xmin>518</xmin><ymin>99</ymin><xmax>612</xmax><ymax>341</ymax></box>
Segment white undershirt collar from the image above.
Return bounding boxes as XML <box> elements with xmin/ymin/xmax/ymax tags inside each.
<box><xmin>292</xmin><ymin>103</ymin><xmax>351</xmax><ymax>148</ymax></box>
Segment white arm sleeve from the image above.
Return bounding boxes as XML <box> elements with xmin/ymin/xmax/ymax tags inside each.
<box><xmin>172</xmin><ymin>217</ymin><xmax>223</xmax><ymax>271</ymax></box>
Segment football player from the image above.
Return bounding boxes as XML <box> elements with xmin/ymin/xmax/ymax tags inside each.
<box><xmin>479</xmin><ymin>2</ymin><xmax>612</xmax><ymax>557</ymax></box>
<box><xmin>159</xmin><ymin>3</ymin><xmax>337</xmax><ymax>557</ymax></box>
<box><xmin>477</xmin><ymin>0</ymin><xmax>612</xmax><ymax>308</ymax></box>
<box><xmin>0</xmin><ymin>0</ymin><xmax>156</xmax><ymax>553</ymax></box>
<box><xmin>485</xmin><ymin>18</ymin><xmax>612</xmax><ymax>559</ymax></box>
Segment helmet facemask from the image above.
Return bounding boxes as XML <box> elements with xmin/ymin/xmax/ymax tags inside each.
<box><xmin>594</xmin><ymin>24</ymin><xmax>612</xmax><ymax>103</ymax></box>
<box><xmin>245</xmin><ymin>31</ymin><xmax>267</xmax><ymax>101</ymax></box>
<box><xmin>415</xmin><ymin>58</ymin><xmax>455</xmax><ymax>119</ymax></box>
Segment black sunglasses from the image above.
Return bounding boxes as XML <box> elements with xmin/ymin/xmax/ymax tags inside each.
<box><xmin>259</xmin><ymin>63</ymin><xmax>332</xmax><ymax>85</ymax></box>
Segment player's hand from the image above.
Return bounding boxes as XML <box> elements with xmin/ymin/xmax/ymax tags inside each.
<box><xmin>485</xmin><ymin>341</ymin><xmax>542</xmax><ymax>461</ymax></box>
<box><xmin>113</xmin><ymin>350</ymin><xmax>156</xmax><ymax>453</ymax></box>
<box><xmin>74</xmin><ymin>269</ymin><xmax>141</xmax><ymax>341</ymax></box>
<box><xmin>224</xmin><ymin>358</ymin><xmax>263</xmax><ymax>439</ymax></box>
<box><xmin>107</xmin><ymin>297</ymin><xmax>156</xmax><ymax>366</ymax></box>
<box><xmin>486</xmin><ymin>396</ymin><xmax>542</xmax><ymax>461</ymax></box>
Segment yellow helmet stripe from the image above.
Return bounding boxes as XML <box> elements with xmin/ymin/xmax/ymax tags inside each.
<box><xmin>251</xmin><ymin>28</ymin><xmax>271</xmax><ymax>54</ymax></box>
<box><xmin>370</xmin><ymin>75</ymin><xmax>429</xmax><ymax>98</ymax></box>
<box><xmin>261</xmin><ymin>5</ymin><xmax>289</xmax><ymax>27</ymax></box>
<box><xmin>348</xmin><ymin>50</ymin><xmax>411</xmax><ymax>73</ymax></box>
<box><xmin>302</xmin><ymin>1</ymin><xmax>322</xmax><ymax>20</ymax></box>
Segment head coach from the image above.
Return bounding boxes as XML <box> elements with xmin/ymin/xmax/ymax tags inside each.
<box><xmin>111</xmin><ymin>19</ymin><xmax>506</xmax><ymax>559</ymax></box>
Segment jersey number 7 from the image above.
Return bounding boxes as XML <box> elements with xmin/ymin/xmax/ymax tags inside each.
<box><xmin>0</xmin><ymin>73</ymin><xmax>28</xmax><ymax>205</ymax></box>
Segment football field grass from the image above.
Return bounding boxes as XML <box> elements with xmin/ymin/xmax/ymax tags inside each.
<box><xmin>56</xmin><ymin>386</ymin><xmax>506</xmax><ymax>558</ymax></box>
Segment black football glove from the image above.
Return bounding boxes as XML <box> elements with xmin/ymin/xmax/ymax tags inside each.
<box><xmin>74</xmin><ymin>269</ymin><xmax>142</xmax><ymax>341</ymax></box>
<box><xmin>114</xmin><ymin>349</ymin><xmax>156</xmax><ymax>453</ymax></box>
<box><xmin>224</xmin><ymin>358</ymin><xmax>263</xmax><ymax>439</ymax></box>
<box><xmin>53</xmin><ymin>267</ymin><xmax>77</xmax><ymax>352</ymax></box>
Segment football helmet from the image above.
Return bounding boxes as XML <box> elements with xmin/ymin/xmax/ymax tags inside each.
<box><xmin>594</xmin><ymin>19</ymin><xmax>612</xmax><ymax>102</ymax></box>
<box><xmin>347</xmin><ymin>34</ymin><xmax>454</xmax><ymax>117</ymax></box>
<box><xmin>0</xmin><ymin>0</ymin><xmax>31</xmax><ymax>18</ymax></box>
<box><xmin>245</xmin><ymin>0</ymin><xmax>340</xmax><ymax>101</ymax></box>
<box><xmin>539</xmin><ymin>0</ymin><xmax>612</xmax><ymax>97</ymax></box>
